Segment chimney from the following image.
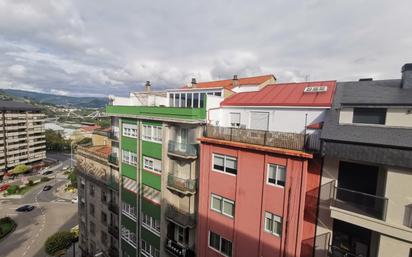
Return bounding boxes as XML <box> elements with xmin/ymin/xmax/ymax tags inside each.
<box><xmin>144</xmin><ymin>81</ymin><xmax>151</xmax><ymax>92</ymax></box>
<box><xmin>401</xmin><ymin>63</ymin><xmax>412</xmax><ymax>89</ymax></box>
<box><xmin>189</xmin><ymin>78</ymin><xmax>196</xmax><ymax>88</ymax></box>
<box><xmin>232</xmin><ymin>75</ymin><xmax>239</xmax><ymax>87</ymax></box>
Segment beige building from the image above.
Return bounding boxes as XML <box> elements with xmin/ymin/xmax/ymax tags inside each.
<box><xmin>0</xmin><ymin>100</ymin><xmax>46</xmax><ymax>172</ymax></box>
<box><xmin>76</xmin><ymin>143</ymin><xmax>120</xmax><ymax>257</ymax></box>
<box><xmin>315</xmin><ymin>65</ymin><xmax>412</xmax><ymax>257</ymax></box>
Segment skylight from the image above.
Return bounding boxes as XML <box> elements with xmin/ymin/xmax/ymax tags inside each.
<box><xmin>304</xmin><ymin>86</ymin><xmax>328</xmax><ymax>93</ymax></box>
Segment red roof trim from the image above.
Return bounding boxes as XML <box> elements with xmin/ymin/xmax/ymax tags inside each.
<box><xmin>198</xmin><ymin>137</ymin><xmax>313</xmax><ymax>159</ymax></box>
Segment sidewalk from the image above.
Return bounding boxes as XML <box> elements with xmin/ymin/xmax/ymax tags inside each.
<box><xmin>54</xmin><ymin>182</ymin><xmax>77</xmax><ymax>201</ymax></box>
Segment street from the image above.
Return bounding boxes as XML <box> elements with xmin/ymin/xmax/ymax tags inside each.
<box><xmin>0</xmin><ymin>153</ymin><xmax>78</xmax><ymax>257</ymax></box>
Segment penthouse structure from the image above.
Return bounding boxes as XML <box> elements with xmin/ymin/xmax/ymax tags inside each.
<box><xmin>315</xmin><ymin>64</ymin><xmax>412</xmax><ymax>257</ymax></box>
<box><xmin>105</xmin><ymin>75</ymin><xmax>274</xmax><ymax>257</ymax></box>
<box><xmin>0</xmin><ymin>100</ymin><xmax>46</xmax><ymax>172</ymax></box>
<box><xmin>197</xmin><ymin>81</ymin><xmax>336</xmax><ymax>257</ymax></box>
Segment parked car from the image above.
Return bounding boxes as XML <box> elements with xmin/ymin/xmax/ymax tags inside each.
<box><xmin>43</xmin><ymin>185</ymin><xmax>53</xmax><ymax>191</ymax></box>
<box><xmin>0</xmin><ymin>184</ymin><xmax>10</xmax><ymax>192</ymax></box>
<box><xmin>16</xmin><ymin>205</ymin><xmax>35</xmax><ymax>212</ymax></box>
<box><xmin>71</xmin><ymin>196</ymin><xmax>78</xmax><ymax>203</ymax></box>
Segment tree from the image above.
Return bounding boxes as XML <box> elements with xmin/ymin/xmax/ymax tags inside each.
<box><xmin>67</xmin><ymin>172</ymin><xmax>77</xmax><ymax>188</ymax></box>
<box><xmin>44</xmin><ymin>231</ymin><xmax>74</xmax><ymax>256</ymax></box>
<box><xmin>45</xmin><ymin>129</ymin><xmax>71</xmax><ymax>152</ymax></box>
<box><xmin>11</xmin><ymin>164</ymin><xmax>30</xmax><ymax>175</ymax></box>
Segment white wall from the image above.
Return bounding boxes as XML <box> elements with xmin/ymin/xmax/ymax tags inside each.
<box><xmin>209</xmin><ymin>106</ymin><xmax>326</xmax><ymax>133</ymax></box>
<box><xmin>231</xmin><ymin>85</ymin><xmax>259</xmax><ymax>93</ymax></box>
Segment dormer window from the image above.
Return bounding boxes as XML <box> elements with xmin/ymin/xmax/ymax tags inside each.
<box><xmin>353</xmin><ymin>108</ymin><xmax>386</xmax><ymax>125</ymax></box>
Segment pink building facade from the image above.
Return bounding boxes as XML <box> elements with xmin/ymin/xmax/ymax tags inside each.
<box><xmin>196</xmin><ymin>81</ymin><xmax>336</xmax><ymax>257</ymax></box>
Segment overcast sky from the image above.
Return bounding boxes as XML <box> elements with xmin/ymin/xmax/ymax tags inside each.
<box><xmin>0</xmin><ymin>0</ymin><xmax>411</xmax><ymax>97</ymax></box>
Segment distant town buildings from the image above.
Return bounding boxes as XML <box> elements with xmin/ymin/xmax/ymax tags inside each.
<box><xmin>76</xmin><ymin>63</ymin><xmax>412</xmax><ymax>257</ymax></box>
<box><xmin>0</xmin><ymin>101</ymin><xmax>46</xmax><ymax>173</ymax></box>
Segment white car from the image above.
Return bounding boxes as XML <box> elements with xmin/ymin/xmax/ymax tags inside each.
<box><xmin>71</xmin><ymin>196</ymin><xmax>78</xmax><ymax>203</ymax></box>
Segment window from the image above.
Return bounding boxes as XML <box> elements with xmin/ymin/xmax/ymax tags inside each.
<box><xmin>187</xmin><ymin>93</ymin><xmax>192</xmax><ymax>107</ymax></box>
<box><xmin>122</xmin><ymin>202</ymin><xmax>137</xmax><ymax>220</ymax></box>
<box><xmin>213</xmin><ymin>154</ymin><xmax>237</xmax><ymax>175</ymax></box>
<box><xmin>122</xmin><ymin>150</ymin><xmax>137</xmax><ymax>166</ymax></box>
<box><xmin>181</xmin><ymin>93</ymin><xmax>186</xmax><ymax>107</ymax></box>
<box><xmin>353</xmin><ymin>108</ymin><xmax>386</xmax><ymax>125</ymax></box>
<box><xmin>210</xmin><ymin>194</ymin><xmax>235</xmax><ymax>218</ymax></box>
<box><xmin>89</xmin><ymin>203</ymin><xmax>95</xmax><ymax>217</ymax></box>
<box><xmin>101</xmin><ymin>231</ymin><xmax>108</xmax><ymax>245</ymax></box>
<box><xmin>142</xmin><ymin>212</ymin><xmax>160</xmax><ymax>234</ymax></box>
<box><xmin>101</xmin><ymin>191</ymin><xmax>107</xmax><ymax>203</ymax></box>
<box><xmin>193</xmin><ymin>93</ymin><xmax>199</xmax><ymax>108</ymax></box>
<box><xmin>264</xmin><ymin>212</ymin><xmax>282</xmax><ymax>237</ymax></box>
<box><xmin>175</xmin><ymin>93</ymin><xmax>180</xmax><ymax>107</ymax></box>
<box><xmin>142</xmin><ymin>125</ymin><xmax>162</xmax><ymax>143</ymax></box>
<box><xmin>169</xmin><ymin>93</ymin><xmax>174</xmax><ymax>107</ymax></box>
<box><xmin>209</xmin><ymin>231</ymin><xmax>232</xmax><ymax>257</ymax></box>
<box><xmin>89</xmin><ymin>184</ymin><xmax>95</xmax><ymax>197</ymax></box>
<box><xmin>142</xmin><ymin>185</ymin><xmax>161</xmax><ymax>204</ymax></box>
<box><xmin>122</xmin><ymin>124</ymin><xmax>137</xmax><ymax>138</ymax></box>
<box><xmin>267</xmin><ymin>164</ymin><xmax>286</xmax><ymax>187</ymax></box>
<box><xmin>143</xmin><ymin>156</ymin><xmax>162</xmax><ymax>173</ymax></box>
<box><xmin>250</xmin><ymin>111</ymin><xmax>269</xmax><ymax>131</ymax></box>
<box><xmin>200</xmin><ymin>93</ymin><xmax>206</xmax><ymax>108</ymax></box>
<box><xmin>89</xmin><ymin>221</ymin><xmax>95</xmax><ymax>236</ymax></box>
<box><xmin>230</xmin><ymin>113</ymin><xmax>241</xmax><ymax>128</ymax></box>
<box><xmin>101</xmin><ymin>211</ymin><xmax>107</xmax><ymax>226</ymax></box>
<box><xmin>121</xmin><ymin>226</ymin><xmax>136</xmax><ymax>248</ymax></box>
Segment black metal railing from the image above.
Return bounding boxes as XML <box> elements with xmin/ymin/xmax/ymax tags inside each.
<box><xmin>167</xmin><ymin>174</ymin><xmax>197</xmax><ymax>194</ymax></box>
<box><xmin>165</xmin><ymin>239</ymin><xmax>195</xmax><ymax>257</ymax></box>
<box><xmin>165</xmin><ymin>204</ymin><xmax>196</xmax><ymax>228</ymax></box>
<box><xmin>332</xmin><ymin>186</ymin><xmax>388</xmax><ymax>220</ymax></box>
<box><xmin>329</xmin><ymin>245</ymin><xmax>362</xmax><ymax>257</ymax></box>
<box><xmin>168</xmin><ymin>140</ymin><xmax>198</xmax><ymax>158</ymax></box>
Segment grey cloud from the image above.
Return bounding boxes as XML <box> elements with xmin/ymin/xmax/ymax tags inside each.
<box><xmin>0</xmin><ymin>0</ymin><xmax>411</xmax><ymax>97</ymax></box>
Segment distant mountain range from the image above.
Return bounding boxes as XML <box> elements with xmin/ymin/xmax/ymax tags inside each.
<box><xmin>0</xmin><ymin>89</ymin><xmax>109</xmax><ymax>108</ymax></box>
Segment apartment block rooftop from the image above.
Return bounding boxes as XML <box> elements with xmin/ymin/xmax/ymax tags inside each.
<box><xmin>0</xmin><ymin>100</ymin><xmax>40</xmax><ymax>111</ymax></box>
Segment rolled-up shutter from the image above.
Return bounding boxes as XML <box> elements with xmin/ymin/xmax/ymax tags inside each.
<box><xmin>250</xmin><ymin>112</ymin><xmax>269</xmax><ymax>131</ymax></box>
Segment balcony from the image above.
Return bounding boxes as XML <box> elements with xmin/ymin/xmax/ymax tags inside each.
<box><xmin>168</xmin><ymin>140</ymin><xmax>198</xmax><ymax>159</ymax></box>
<box><xmin>329</xmin><ymin>245</ymin><xmax>359</xmax><ymax>257</ymax></box>
<box><xmin>165</xmin><ymin>204</ymin><xmax>196</xmax><ymax>228</ymax></box>
<box><xmin>204</xmin><ymin>125</ymin><xmax>309</xmax><ymax>151</ymax></box>
<box><xmin>167</xmin><ymin>174</ymin><xmax>197</xmax><ymax>195</ymax></box>
<box><xmin>109</xmin><ymin>201</ymin><xmax>119</xmax><ymax>215</ymax></box>
<box><xmin>108</xmin><ymin>224</ymin><xmax>119</xmax><ymax>238</ymax></box>
<box><xmin>332</xmin><ymin>186</ymin><xmax>388</xmax><ymax>220</ymax></box>
<box><xmin>108</xmin><ymin>154</ymin><xmax>118</xmax><ymax>166</ymax></box>
<box><xmin>165</xmin><ymin>239</ymin><xmax>195</xmax><ymax>257</ymax></box>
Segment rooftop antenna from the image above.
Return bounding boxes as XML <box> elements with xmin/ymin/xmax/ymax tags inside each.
<box><xmin>304</xmin><ymin>74</ymin><xmax>310</xmax><ymax>82</ymax></box>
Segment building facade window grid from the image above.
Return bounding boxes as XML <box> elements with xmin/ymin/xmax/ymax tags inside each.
<box><xmin>267</xmin><ymin>164</ymin><xmax>286</xmax><ymax>187</ymax></box>
<box><xmin>142</xmin><ymin>125</ymin><xmax>162</xmax><ymax>143</ymax></box>
<box><xmin>210</xmin><ymin>194</ymin><xmax>235</xmax><ymax>218</ymax></box>
<box><xmin>212</xmin><ymin>154</ymin><xmax>237</xmax><ymax>175</ymax></box>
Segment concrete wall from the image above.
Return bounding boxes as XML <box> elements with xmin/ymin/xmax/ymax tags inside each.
<box><xmin>339</xmin><ymin>107</ymin><xmax>412</xmax><ymax>128</ymax></box>
<box><xmin>378</xmin><ymin>234</ymin><xmax>412</xmax><ymax>257</ymax></box>
<box><xmin>209</xmin><ymin>107</ymin><xmax>326</xmax><ymax>133</ymax></box>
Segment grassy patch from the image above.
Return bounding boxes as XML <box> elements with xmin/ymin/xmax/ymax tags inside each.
<box><xmin>6</xmin><ymin>177</ymin><xmax>51</xmax><ymax>196</ymax></box>
<box><xmin>0</xmin><ymin>217</ymin><xmax>16</xmax><ymax>239</ymax></box>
